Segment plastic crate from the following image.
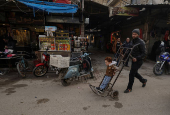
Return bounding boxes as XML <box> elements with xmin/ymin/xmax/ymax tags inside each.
<box><xmin>50</xmin><ymin>55</ymin><xmax>70</xmax><ymax>68</ymax></box>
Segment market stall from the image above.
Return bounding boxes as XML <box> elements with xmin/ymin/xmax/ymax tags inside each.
<box><xmin>39</xmin><ymin>30</ymin><xmax>71</xmax><ymax>61</ymax></box>
<box><xmin>70</xmin><ymin>37</ymin><xmax>89</xmax><ymax>58</ymax></box>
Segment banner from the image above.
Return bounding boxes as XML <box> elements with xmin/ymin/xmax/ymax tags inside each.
<box><xmin>45</xmin><ymin>26</ymin><xmax>57</xmax><ymax>37</ymax></box>
<box><xmin>109</xmin><ymin>7</ymin><xmax>139</xmax><ymax>17</ymax></box>
<box><xmin>45</xmin><ymin>26</ymin><xmax>57</xmax><ymax>32</ymax></box>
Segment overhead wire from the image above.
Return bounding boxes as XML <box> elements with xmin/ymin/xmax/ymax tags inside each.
<box><xmin>15</xmin><ymin>1</ymin><xmax>28</xmax><ymax>14</ymax></box>
<box><xmin>0</xmin><ymin>1</ymin><xmax>12</xmax><ymax>7</ymax></box>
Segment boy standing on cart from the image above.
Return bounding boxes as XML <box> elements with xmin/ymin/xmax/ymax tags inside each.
<box><xmin>96</xmin><ymin>57</ymin><xmax>117</xmax><ymax>92</ymax></box>
<box><xmin>124</xmin><ymin>29</ymin><xmax>147</xmax><ymax>93</ymax></box>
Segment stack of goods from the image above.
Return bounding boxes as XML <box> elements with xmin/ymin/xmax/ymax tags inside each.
<box><xmin>80</xmin><ymin>38</ymin><xmax>88</xmax><ymax>52</ymax></box>
<box><xmin>56</xmin><ymin>38</ymin><xmax>70</xmax><ymax>51</ymax></box>
<box><xmin>74</xmin><ymin>38</ymin><xmax>81</xmax><ymax>52</ymax></box>
<box><xmin>39</xmin><ymin>30</ymin><xmax>71</xmax><ymax>52</ymax></box>
<box><xmin>55</xmin><ymin>30</ymin><xmax>70</xmax><ymax>51</ymax></box>
<box><xmin>39</xmin><ymin>37</ymin><xmax>55</xmax><ymax>50</ymax></box>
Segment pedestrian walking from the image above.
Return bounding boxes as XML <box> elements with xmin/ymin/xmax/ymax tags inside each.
<box><xmin>112</xmin><ymin>38</ymin><xmax>122</xmax><ymax>66</ymax></box>
<box><xmin>124</xmin><ymin>29</ymin><xmax>147</xmax><ymax>93</ymax></box>
<box><xmin>112</xmin><ymin>38</ymin><xmax>122</xmax><ymax>54</ymax></box>
<box><xmin>123</xmin><ymin>38</ymin><xmax>132</xmax><ymax>67</ymax></box>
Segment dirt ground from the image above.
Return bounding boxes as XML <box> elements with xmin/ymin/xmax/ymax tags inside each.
<box><xmin>0</xmin><ymin>48</ymin><xmax>170</xmax><ymax>115</ymax></box>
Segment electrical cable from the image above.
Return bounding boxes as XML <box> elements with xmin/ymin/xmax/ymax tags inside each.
<box><xmin>15</xmin><ymin>1</ymin><xmax>27</xmax><ymax>14</ymax></box>
<box><xmin>0</xmin><ymin>1</ymin><xmax>12</xmax><ymax>7</ymax></box>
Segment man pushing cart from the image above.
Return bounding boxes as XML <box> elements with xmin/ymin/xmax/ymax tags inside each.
<box><xmin>89</xmin><ymin>29</ymin><xmax>147</xmax><ymax>98</ymax></box>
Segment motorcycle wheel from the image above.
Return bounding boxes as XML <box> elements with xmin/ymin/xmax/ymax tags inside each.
<box><xmin>61</xmin><ymin>79</ymin><xmax>71</xmax><ymax>86</ymax></box>
<box><xmin>153</xmin><ymin>63</ymin><xmax>164</xmax><ymax>76</ymax></box>
<box><xmin>33</xmin><ymin>65</ymin><xmax>48</xmax><ymax>77</ymax></box>
<box><xmin>60</xmin><ymin>68</ymin><xmax>70</xmax><ymax>86</ymax></box>
<box><xmin>88</xmin><ymin>72</ymin><xmax>94</xmax><ymax>79</ymax></box>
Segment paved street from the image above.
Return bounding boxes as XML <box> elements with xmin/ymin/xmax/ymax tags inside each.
<box><xmin>0</xmin><ymin>49</ymin><xmax>170</xmax><ymax>115</ymax></box>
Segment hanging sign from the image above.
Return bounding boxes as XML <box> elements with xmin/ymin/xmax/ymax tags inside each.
<box><xmin>109</xmin><ymin>7</ymin><xmax>139</xmax><ymax>17</ymax></box>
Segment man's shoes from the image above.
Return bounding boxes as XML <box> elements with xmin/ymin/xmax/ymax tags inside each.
<box><xmin>142</xmin><ymin>79</ymin><xmax>147</xmax><ymax>87</ymax></box>
<box><xmin>124</xmin><ymin>89</ymin><xmax>132</xmax><ymax>93</ymax></box>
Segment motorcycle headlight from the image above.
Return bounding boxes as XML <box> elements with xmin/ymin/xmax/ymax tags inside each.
<box><xmin>160</xmin><ymin>56</ymin><xmax>164</xmax><ymax>59</ymax></box>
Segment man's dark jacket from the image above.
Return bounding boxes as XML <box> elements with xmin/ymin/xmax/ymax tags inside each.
<box><xmin>123</xmin><ymin>41</ymin><xmax>132</xmax><ymax>53</ymax></box>
<box><xmin>131</xmin><ymin>38</ymin><xmax>146</xmax><ymax>61</ymax></box>
<box><xmin>123</xmin><ymin>41</ymin><xmax>132</xmax><ymax>48</ymax></box>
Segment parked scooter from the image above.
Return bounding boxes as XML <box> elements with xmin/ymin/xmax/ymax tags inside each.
<box><xmin>153</xmin><ymin>52</ymin><xmax>170</xmax><ymax>75</ymax></box>
<box><xmin>60</xmin><ymin>53</ymin><xmax>94</xmax><ymax>86</ymax></box>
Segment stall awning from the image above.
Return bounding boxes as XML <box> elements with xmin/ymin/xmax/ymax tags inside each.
<box><xmin>17</xmin><ymin>0</ymin><xmax>78</xmax><ymax>14</ymax></box>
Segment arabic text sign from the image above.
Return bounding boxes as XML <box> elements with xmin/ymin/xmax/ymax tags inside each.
<box><xmin>16</xmin><ymin>17</ymin><xmax>44</xmax><ymax>25</ymax></box>
<box><xmin>111</xmin><ymin>7</ymin><xmax>139</xmax><ymax>17</ymax></box>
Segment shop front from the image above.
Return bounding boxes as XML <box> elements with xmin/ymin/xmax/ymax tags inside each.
<box><xmin>0</xmin><ymin>12</ymin><xmax>45</xmax><ymax>54</ymax></box>
<box><xmin>45</xmin><ymin>15</ymin><xmax>88</xmax><ymax>57</ymax></box>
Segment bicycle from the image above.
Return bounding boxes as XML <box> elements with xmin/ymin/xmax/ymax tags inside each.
<box><xmin>17</xmin><ymin>55</ymin><xmax>34</xmax><ymax>78</ymax></box>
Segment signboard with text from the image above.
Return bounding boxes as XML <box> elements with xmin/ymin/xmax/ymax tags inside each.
<box><xmin>6</xmin><ymin>12</ymin><xmax>44</xmax><ymax>25</ymax></box>
<box><xmin>109</xmin><ymin>7</ymin><xmax>139</xmax><ymax>17</ymax></box>
<box><xmin>17</xmin><ymin>16</ymin><xmax>44</xmax><ymax>25</ymax></box>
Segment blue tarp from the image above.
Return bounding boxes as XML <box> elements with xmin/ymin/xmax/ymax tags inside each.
<box><xmin>17</xmin><ymin>0</ymin><xmax>78</xmax><ymax>14</ymax></box>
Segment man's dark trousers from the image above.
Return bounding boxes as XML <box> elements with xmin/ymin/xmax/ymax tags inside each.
<box><xmin>127</xmin><ymin>60</ymin><xmax>145</xmax><ymax>90</ymax></box>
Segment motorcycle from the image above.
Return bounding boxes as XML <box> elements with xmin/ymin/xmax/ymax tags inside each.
<box><xmin>33</xmin><ymin>49</ymin><xmax>50</xmax><ymax>77</ymax></box>
<box><xmin>33</xmin><ymin>49</ymin><xmax>60</xmax><ymax>77</ymax></box>
<box><xmin>153</xmin><ymin>52</ymin><xmax>170</xmax><ymax>76</ymax></box>
<box><xmin>60</xmin><ymin>53</ymin><xmax>94</xmax><ymax>86</ymax></box>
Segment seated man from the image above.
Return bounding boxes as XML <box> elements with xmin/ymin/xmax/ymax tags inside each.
<box><xmin>3</xmin><ymin>36</ymin><xmax>16</xmax><ymax>53</ymax></box>
<box><xmin>96</xmin><ymin>57</ymin><xmax>117</xmax><ymax>92</ymax></box>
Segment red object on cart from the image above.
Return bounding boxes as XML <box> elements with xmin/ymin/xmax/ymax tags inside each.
<box><xmin>53</xmin><ymin>0</ymin><xmax>71</xmax><ymax>4</ymax></box>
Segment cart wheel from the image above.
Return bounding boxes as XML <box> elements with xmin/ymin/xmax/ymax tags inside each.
<box><xmin>61</xmin><ymin>79</ymin><xmax>71</xmax><ymax>86</ymax></box>
<box><xmin>110</xmin><ymin>90</ymin><xmax>119</xmax><ymax>99</ymax></box>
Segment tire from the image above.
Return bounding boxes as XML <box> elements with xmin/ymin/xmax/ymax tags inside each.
<box><xmin>153</xmin><ymin>63</ymin><xmax>164</xmax><ymax>76</ymax></box>
<box><xmin>33</xmin><ymin>65</ymin><xmax>48</xmax><ymax>77</ymax></box>
<box><xmin>110</xmin><ymin>90</ymin><xmax>119</xmax><ymax>99</ymax></box>
<box><xmin>61</xmin><ymin>79</ymin><xmax>71</xmax><ymax>86</ymax></box>
<box><xmin>88</xmin><ymin>72</ymin><xmax>94</xmax><ymax>79</ymax></box>
<box><xmin>60</xmin><ymin>68</ymin><xmax>70</xmax><ymax>86</ymax></box>
<box><xmin>17</xmin><ymin>62</ymin><xmax>26</xmax><ymax>78</ymax></box>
